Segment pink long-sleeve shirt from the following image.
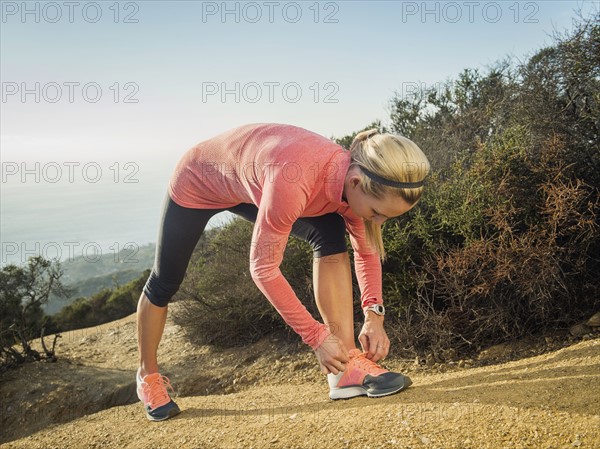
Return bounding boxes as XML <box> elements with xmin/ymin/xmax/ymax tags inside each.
<box><xmin>168</xmin><ymin>123</ymin><xmax>383</xmax><ymax>350</ymax></box>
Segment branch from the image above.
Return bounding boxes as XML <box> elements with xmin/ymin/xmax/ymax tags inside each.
<box><xmin>40</xmin><ymin>326</ymin><xmax>59</xmax><ymax>362</ymax></box>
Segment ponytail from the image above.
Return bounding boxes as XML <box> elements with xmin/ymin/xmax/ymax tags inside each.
<box><xmin>348</xmin><ymin>128</ymin><xmax>430</xmax><ymax>262</ymax></box>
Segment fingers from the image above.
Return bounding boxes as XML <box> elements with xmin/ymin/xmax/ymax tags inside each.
<box><xmin>338</xmin><ymin>348</ymin><xmax>350</xmax><ymax>364</ymax></box>
<box><xmin>361</xmin><ymin>332</ymin><xmax>389</xmax><ymax>361</ymax></box>
<box><xmin>366</xmin><ymin>344</ymin><xmax>375</xmax><ymax>360</ymax></box>
<box><xmin>359</xmin><ymin>321</ymin><xmax>391</xmax><ymax>362</ymax></box>
<box><xmin>333</xmin><ymin>358</ymin><xmax>347</xmax><ymax>373</ymax></box>
<box><xmin>324</xmin><ymin>352</ymin><xmax>347</xmax><ymax>374</ymax></box>
<box><xmin>358</xmin><ymin>333</ymin><xmax>368</xmax><ymax>354</ymax></box>
<box><xmin>327</xmin><ymin>364</ymin><xmax>341</xmax><ymax>375</ymax></box>
<box><xmin>315</xmin><ymin>335</ymin><xmax>349</xmax><ymax>375</ymax></box>
<box><xmin>370</xmin><ymin>339</ymin><xmax>390</xmax><ymax>362</ymax></box>
<box><xmin>364</xmin><ymin>336</ymin><xmax>377</xmax><ymax>360</ymax></box>
<box><xmin>332</xmin><ymin>336</ymin><xmax>350</xmax><ymax>363</ymax></box>
<box><xmin>358</xmin><ymin>330</ymin><xmax>375</xmax><ymax>358</ymax></box>
<box><xmin>320</xmin><ymin>359</ymin><xmax>345</xmax><ymax>375</ymax></box>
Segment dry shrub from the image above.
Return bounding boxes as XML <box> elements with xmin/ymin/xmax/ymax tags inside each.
<box><xmin>381</xmin><ymin>15</ymin><xmax>600</xmax><ymax>359</ymax></box>
<box><xmin>391</xmin><ymin>132</ymin><xmax>599</xmax><ymax>359</ymax></box>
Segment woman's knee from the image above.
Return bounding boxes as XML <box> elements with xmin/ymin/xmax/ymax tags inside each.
<box><xmin>142</xmin><ymin>269</ymin><xmax>181</xmax><ymax>307</ymax></box>
<box><xmin>302</xmin><ymin>213</ymin><xmax>347</xmax><ymax>258</ymax></box>
<box><xmin>313</xmin><ymin>242</ymin><xmax>348</xmax><ymax>258</ymax></box>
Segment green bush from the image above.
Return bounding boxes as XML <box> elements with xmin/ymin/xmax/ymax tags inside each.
<box><xmin>378</xmin><ymin>14</ymin><xmax>599</xmax><ymax>357</ymax></box>
<box><xmin>51</xmin><ymin>269</ymin><xmax>150</xmax><ymax>332</ymax></box>
<box><xmin>0</xmin><ymin>256</ymin><xmax>71</xmax><ymax>371</ymax></box>
<box><xmin>384</xmin><ymin>125</ymin><xmax>598</xmax><ymax>358</ymax></box>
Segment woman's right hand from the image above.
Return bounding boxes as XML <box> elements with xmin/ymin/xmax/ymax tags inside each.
<box><xmin>314</xmin><ymin>333</ymin><xmax>350</xmax><ymax>375</ymax></box>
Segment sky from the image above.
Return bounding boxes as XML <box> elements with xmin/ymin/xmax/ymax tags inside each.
<box><xmin>0</xmin><ymin>0</ymin><xmax>597</xmax><ymax>266</ymax></box>
<box><xmin>1</xmin><ymin>1</ymin><xmax>595</xmax><ymax>169</ymax></box>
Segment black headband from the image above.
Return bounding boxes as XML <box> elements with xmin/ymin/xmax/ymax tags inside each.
<box><xmin>360</xmin><ymin>166</ymin><xmax>425</xmax><ymax>189</ymax></box>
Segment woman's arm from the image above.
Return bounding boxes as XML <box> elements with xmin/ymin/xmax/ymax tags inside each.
<box><xmin>343</xmin><ymin>215</ymin><xmax>384</xmax><ymax>310</ymax></box>
<box><xmin>248</xmin><ymin>170</ymin><xmax>331</xmax><ymax>350</ymax></box>
<box><xmin>343</xmin><ymin>215</ymin><xmax>389</xmax><ymax>362</ymax></box>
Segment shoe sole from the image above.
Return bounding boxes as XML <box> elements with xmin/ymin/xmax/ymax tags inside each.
<box><xmin>137</xmin><ymin>377</ymin><xmax>181</xmax><ymax>421</ymax></box>
<box><xmin>329</xmin><ymin>376</ymin><xmax>412</xmax><ymax>400</ymax></box>
<box><xmin>145</xmin><ymin>406</ymin><xmax>181</xmax><ymax>422</ymax></box>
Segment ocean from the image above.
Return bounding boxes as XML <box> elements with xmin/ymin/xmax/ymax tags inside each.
<box><xmin>0</xmin><ymin>162</ymin><xmax>233</xmax><ymax>268</ymax></box>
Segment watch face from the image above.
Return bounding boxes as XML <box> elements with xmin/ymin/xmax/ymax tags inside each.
<box><xmin>368</xmin><ymin>305</ymin><xmax>384</xmax><ymax>315</ymax></box>
<box><xmin>365</xmin><ymin>305</ymin><xmax>385</xmax><ymax>315</ymax></box>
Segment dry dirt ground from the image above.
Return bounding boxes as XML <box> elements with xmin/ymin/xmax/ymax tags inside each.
<box><xmin>1</xmin><ymin>309</ymin><xmax>599</xmax><ymax>449</ymax></box>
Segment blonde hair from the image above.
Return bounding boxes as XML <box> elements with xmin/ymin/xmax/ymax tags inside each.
<box><xmin>349</xmin><ymin>128</ymin><xmax>430</xmax><ymax>262</ymax></box>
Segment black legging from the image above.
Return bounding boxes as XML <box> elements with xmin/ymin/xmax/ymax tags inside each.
<box><xmin>143</xmin><ymin>192</ymin><xmax>348</xmax><ymax>307</ymax></box>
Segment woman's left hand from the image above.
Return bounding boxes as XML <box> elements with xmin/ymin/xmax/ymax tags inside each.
<box><xmin>358</xmin><ymin>312</ymin><xmax>390</xmax><ymax>362</ymax></box>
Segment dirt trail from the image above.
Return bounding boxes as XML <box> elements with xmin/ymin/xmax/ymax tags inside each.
<box><xmin>1</xmin><ymin>311</ymin><xmax>599</xmax><ymax>449</ymax></box>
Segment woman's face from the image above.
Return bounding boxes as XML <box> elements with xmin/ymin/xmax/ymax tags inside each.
<box><xmin>343</xmin><ymin>166</ymin><xmax>416</xmax><ymax>225</ymax></box>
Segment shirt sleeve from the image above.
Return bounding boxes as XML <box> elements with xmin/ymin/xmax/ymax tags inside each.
<box><xmin>342</xmin><ymin>214</ymin><xmax>383</xmax><ymax>311</ymax></box>
<box><xmin>248</xmin><ymin>167</ymin><xmax>331</xmax><ymax>350</ymax></box>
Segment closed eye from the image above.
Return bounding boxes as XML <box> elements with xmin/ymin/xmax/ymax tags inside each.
<box><xmin>372</xmin><ymin>209</ymin><xmax>388</xmax><ymax>219</ymax></box>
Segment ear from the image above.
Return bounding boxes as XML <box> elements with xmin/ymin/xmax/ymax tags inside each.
<box><xmin>348</xmin><ymin>167</ymin><xmax>362</xmax><ymax>187</ymax></box>
<box><xmin>350</xmin><ymin>176</ymin><xmax>361</xmax><ymax>188</ymax></box>
<box><xmin>346</xmin><ymin>165</ymin><xmax>364</xmax><ymax>191</ymax></box>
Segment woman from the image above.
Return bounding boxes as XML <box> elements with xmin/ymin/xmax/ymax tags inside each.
<box><xmin>135</xmin><ymin>123</ymin><xmax>430</xmax><ymax>421</ymax></box>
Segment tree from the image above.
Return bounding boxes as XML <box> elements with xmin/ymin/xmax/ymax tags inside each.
<box><xmin>0</xmin><ymin>256</ymin><xmax>73</xmax><ymax>371</ymax></box>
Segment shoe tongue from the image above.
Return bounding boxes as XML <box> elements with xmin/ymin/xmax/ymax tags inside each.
<box><xmin>143</xmin><ymin>372</ymin><xmax>161</xmax><ymax>383</ymax></box>
<box><xmin>348</xmin><ymin>349</ymin><xmax>363</xmax><ymax>358</ymax></box>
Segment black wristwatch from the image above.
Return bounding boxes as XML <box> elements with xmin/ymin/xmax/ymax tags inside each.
<box><xmin>364</xmin><ymin>304</ymin><xmax>385</xmax><ymax>316</ymax></box>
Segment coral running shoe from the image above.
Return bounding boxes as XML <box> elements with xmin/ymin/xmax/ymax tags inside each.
<box><xmin>327</xmin><ymin>349</ymin><xmax>412</xmax><ymax>400</ymax></box>
<box><xmin>136</xmin><ymin>368</ymin><xmax>181</xmax><ymax>421</ymax></box>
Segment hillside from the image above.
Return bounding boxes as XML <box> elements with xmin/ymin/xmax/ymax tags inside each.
<box><xmin>43</xmin><ymin>243</ymin><xmax>155</xmax><ymax>315</ymax></box>
<box><xmin>1</xmin><ymin>306</ymin><xmax>598</xmax><ymax>448</ymax></box>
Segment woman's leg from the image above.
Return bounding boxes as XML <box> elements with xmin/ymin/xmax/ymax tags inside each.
<box><xmin>137</xmin><ymin>292</ymin><xmax>168</xmax><ymax>377</ymax></box>
<box><xmin>312</xmin><ymin>251</ymin><xmax>356</xmax><ymax>351</ymax></box>
<box><xmin>138</xmin><ymin>193</ymin><xmax>223</xmax><ymax>377</ymax></box>
<box><xmin>293</xmin><ymin>213</ymin><xmax>356</xmax><ymax>350</ymax></box>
